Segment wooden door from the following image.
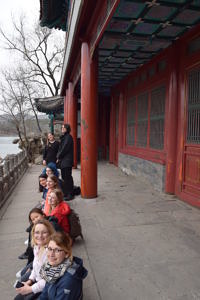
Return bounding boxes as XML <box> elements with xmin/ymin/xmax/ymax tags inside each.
<box><xmin>182</xmin><ymin>68</ymin><xmax>200</xmax><ymax>201</ymax></box>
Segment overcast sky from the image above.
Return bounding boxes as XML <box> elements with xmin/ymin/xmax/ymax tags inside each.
<box><xmin>0</xmin><ymin>0</ymin><xmax>40</xmax><ymax>68</ymax></box>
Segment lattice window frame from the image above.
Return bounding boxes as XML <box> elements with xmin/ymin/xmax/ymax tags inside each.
<box><xmin>187</xmin><ymin>69</ymin><xmax>200</xmax><ymax>144</ymax></box>
<box><xmin>126</xmin><ymin>96</ymin><xmax>136</xmax><ymax>146</ymax></box>
<box><xmin>126</xmin><ymin>86</ymin><xmax>166</xmax><ymax>150</ymax></box>
<box><xmin>137</xmin><ymin>92</ymin><xmax>148</xmax><ymax>148</ymax></box>
<box><xmin>149</xmin><ymin>86</ymin><xmax>166</xmax><ymax>150</ymax></box>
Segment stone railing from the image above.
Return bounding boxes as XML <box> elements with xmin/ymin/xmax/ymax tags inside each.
<box><xmin>0</xmin><ymin>151</ymin><xmax>28</xmax><ymax>209</ymax></box>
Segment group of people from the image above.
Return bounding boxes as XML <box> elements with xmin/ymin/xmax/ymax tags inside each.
<box><xmin>14</xmin><ymin>124</ymin><xmax>87</xmax><ymax>300</ymax></box>
<box><xmin>43</xmin><ymin>124</ymin><xmax>74</xmax><ymax>201</ymax></box>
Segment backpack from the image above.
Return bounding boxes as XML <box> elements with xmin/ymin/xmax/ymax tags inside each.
<box><xmin>73</xmin><ymin>185</ymin><xmax>81</xmax><ymax>196</ymax></box>
<box><xmin>67</xmin><ymin>209</ymin><xmax>83</xmax><ymax>240</ymax></box>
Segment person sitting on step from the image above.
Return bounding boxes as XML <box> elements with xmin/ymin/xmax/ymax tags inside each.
<box><xmin>45</xmin><ymin>189</ymin><xmax>71</xmax><ymax>234</ymax></box>
<box><xmin>14</xmin><ymin>219</ymin><xmax>55</xmax><ymax>300</ymax></box>
<box><xmin>39</xmin><ymin>231</ymin><xmax>87</xmax><ymax>300</ymax></box>
<box><xmin>43</xmin><ymin>175</ymin><xmax>60</xmax><ymax>216</ymax></box>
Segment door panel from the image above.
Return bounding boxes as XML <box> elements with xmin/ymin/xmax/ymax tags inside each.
<box><xmin>182</xmin><ymin>68</ymin><xmax>200</xmax><ymax>200</ymax></box>
<box><xmin>182</xmin><ymin>145</ymin><xmax>200</xmax><ymax>196</ymax></box>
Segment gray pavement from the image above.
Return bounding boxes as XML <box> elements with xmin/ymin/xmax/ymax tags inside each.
<box><xmin>1</xmin><ymin>162</ymin><xmax>200</xmax><ymax>300</ymax></box>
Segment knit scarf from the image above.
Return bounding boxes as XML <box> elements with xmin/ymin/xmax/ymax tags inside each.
<box><xmin>40</xmin><ymin>258</ymin><xmax>72</xmax><ymax>283</ymax></box>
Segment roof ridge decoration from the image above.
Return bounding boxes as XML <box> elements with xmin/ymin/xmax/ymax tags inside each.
<box><xmin>35</xmin><ymin>96</ymin><xmax>64</xmax><ymax>113</ymax></box>
<box><xmin>39</xmin><ymin>0</ymin><xmax>70</xmax><ymax>31</ymax></box>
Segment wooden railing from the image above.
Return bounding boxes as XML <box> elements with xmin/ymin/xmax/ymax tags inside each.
<box><xmin>0</xmin><ymin>151</ymin><xmax>28</xmax><ymax>209</ymax></box>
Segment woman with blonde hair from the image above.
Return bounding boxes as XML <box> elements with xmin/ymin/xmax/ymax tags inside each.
<box><xmin>14</xmin><ymin>219</ymin><xmax>55</xmax><ymax>300</ymax></box>
<box><xmin>43</xmin><ymin>175</ymin><xmax>60</xmax><ymax>215</ymax></box>
<box><xmin>45</xmin><ymin>189</ymin><xmax>71</xmax><ymax>234</ymax></box>
<box><xmin>39</xmin><ymin>231</ymin><xmax>87</xmax><ymax>300</ymax></box>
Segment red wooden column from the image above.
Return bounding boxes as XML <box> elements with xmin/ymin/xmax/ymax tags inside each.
<box><xmin>175</xmin><ymin>43</ymin><xmax>186</xmax><ymax>196</ymax></box>
<box><xmin>64</xmin><ymin>96</ymin><xmax>66</xmax><ymax>123</ymax></box>
<box><xmin>165</xmin><ymin>47</ymin><xmax>178</xmax><ymax>193</ymax></box>
<box><xmin>118</xmin><ymin>92</ymin><xmax>124</xmax><ymax>152</ymax></box>
<box><xmin>64</xmin><ymin>89</ymin><xmax>69</xmax><ymax>123</ymax></box>
<box><xmin>109</xmin><ymin>96</ymin><xmax>114</xmax><ymax>163</ymax></box>
<box><xmin>81</xmin><ymin>42</ymin><xmax>97</xmax><ymax>198</ymax></box>
<box><xmin>72</xmin><ymin>93</ymin><xmax>78</xmax><ymax>168</ymax></box>
<box><xmin>68</xmin><ymin>82</ymin><xmax>78</xmax><ymax>168</ymax></box>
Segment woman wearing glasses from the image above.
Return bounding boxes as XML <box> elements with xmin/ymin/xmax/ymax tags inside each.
<box><xmin>39</xmin><ymin>231</ymin><xmax>87</xmax><ymax>300</ymax></box>
<box><xmin>14</xmin><ymin>219</ymin><xmax>55</xmax><ymax>300</ymax></box>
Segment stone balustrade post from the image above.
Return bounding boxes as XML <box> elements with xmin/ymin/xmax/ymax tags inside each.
<box><xmin>5</xmin><ymin>158</ymin><xmax>11</xmax><ymax>188</ymax></box>
<box><xmin>0</xmin><ymin>165</ymin><xmax>4</xmax><ymax>179</ymax></box>
<box><xmin>0</xmin><ymin>151</ymin><xmax>28</xmax><ymax>210</ymax></box>
<box><xmin>9</xmin><ymin>158</ymin><xmax>13</xmax><ymax>170</ymax></box>
<box><xmin>12</xmin><ymin>157</ymin><xmax>15</xmax><ymax>169</ymax></box>
<box><xmin>10</xmin><ymin>156</ymin><xmax>14</xmax><ymax>170</ymax></box>
<box><xmin>10</xmin><ymin>156</ymin><xmax>15</xmax><ymax>185</ymax></box>
<box><xmin>4</xmin><ymin>160</ymin><xmax>9</xmax><ymax>176</ymax></box>
<box><xmin>14</xmin><ymin>155</ymin><xmax>18</xmax><ymax>167</ymax></box>
<box><xmin>14</xmin><ymin>155</ymin><xmax>18</xmax><ymax>180</ymax></box>
<box><xmin>17</xmin><ymin>153</ymin><xmax>22</xmax><ymax>175</ymax></box>
<box><xmin>0</xmin><ymin>165</ymin><xmax>3</xmax><ymax>204</ymax></box>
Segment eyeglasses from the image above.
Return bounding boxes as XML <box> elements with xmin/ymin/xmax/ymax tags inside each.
<box><xmin>48</xmin><ymin>195</ymin><xmax>56</xmax><ymax>200</ymax></box>
<box><xmin>46</xmin><ymin>247</ymin><xmax>64</xmax><ymax>254</ymax></box>
<box><xmin>34</xmin><ymin>231</ymin><xmax>49</xmax><ymax>236</ymax></box>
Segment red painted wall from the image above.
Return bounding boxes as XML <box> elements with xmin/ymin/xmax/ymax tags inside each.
<box><xmin>109</xmin><ymin>24</ymin><xmax>200</xmax><ymax>205</ymax></box>
<box><xmin>175</xmin><ymin>24</ymin><xmax>200</xmax><ymax>206</ymax></box>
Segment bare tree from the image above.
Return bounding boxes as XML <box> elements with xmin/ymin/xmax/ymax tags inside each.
<box><xmin>0</xmin><ymin>16</ymin><xmax>64</xmax><ymax>162</ymax></box>
<box><xmin>6</xmin><ymin>67</ymin><xmax>43</xmax><ymax>133</ymax></box>
<box><xmin>0</xmin><ymin>71</ymin><xmax>29</xmax><ymax>148</ymax></box>
<box><xmin>0</xmin><ymin>15</ymin><xmax>64</xmax><ymax>97</ymax></box>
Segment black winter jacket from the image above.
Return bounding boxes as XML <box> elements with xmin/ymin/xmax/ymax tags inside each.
<box><xmin>43</xmin><ymin>141</ymin><xmax>60</xmax><ymax>164</ymax></box>
<box><xmin>39</xmin><ymin>257</ymin><xmax>87</xmax><ymax>300</ymax></box>
<box><xmin>57</xmin><ymin>133</ymin><xmax>74</xmax><ymax>168</ymax></box>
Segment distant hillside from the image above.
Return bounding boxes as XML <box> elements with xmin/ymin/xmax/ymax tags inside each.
<box><xmin>0</xmin><ymin>114</ymin><xmax>50</xmax><ymax>136</ymax></box>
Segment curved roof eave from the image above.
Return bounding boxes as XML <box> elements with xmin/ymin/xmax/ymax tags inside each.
<box><xmin>35</xmin><ymin>96</ymin><xmax>64</xmax><ymax>114</ymax></box>
<box><xmin>60</xmin><ymin>0</ymin><xmax>84</xmax><ymax>95</ymax></box>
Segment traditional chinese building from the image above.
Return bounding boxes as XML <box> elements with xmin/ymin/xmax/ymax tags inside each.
<box><xmin>39</xmin><ymin>0</ymin><xmax>200</xmax><ymax>206</ymax></box>
<box><xmin>35</xmin><ymin>96</ymin><xmax>64</xmax><ymax>133</ymax></box>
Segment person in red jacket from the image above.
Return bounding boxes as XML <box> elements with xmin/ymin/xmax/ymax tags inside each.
<box><xmin>46</xmin><ymin>188</ymin><xmax>71</xmax><ymax>234</ymax></box>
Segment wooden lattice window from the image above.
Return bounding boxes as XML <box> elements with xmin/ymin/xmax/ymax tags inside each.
<box><xmin>137</xmin><ymin>92</ymin><xmax>148</xmax><ymax>147</ymax></box>
<box><xmin>158</xmin><ymin>60</ymin><xmax>166</xmax><ymax>72</ymax></box>
<box><xmin>188</xmin><ymin>36</ymin><xmax>200</xmax><ymax>55</ymax></box>
<box><xmin>187</xmin><ymin>69</ymin><xmax>200</xmax><ymax>144</ymax></box>
<box><xmin>150</xmin><ymin>86</ymin><xmax>166</xmax><ymax>149</ymax></box>
<box><xmin>149</xmin><ymin>65</ymin><xmax>156</xmax><ymax>78</ymax></box>
<box><xmin>126</xmin><ymin>96</ymin><xmax>136</xmax><ymax>145</ymax></box>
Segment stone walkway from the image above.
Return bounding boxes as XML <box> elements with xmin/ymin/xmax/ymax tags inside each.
<box><xmin>1</xmin><ymin>162</ymin><xmax>200</xmax><ymax>299</ymax></box>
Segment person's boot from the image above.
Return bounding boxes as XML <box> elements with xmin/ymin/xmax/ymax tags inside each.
<box><xmin>64</xmin><ymin>194</ymin><xmax>74</xmax><ymax>201</ymax></box>
<box><xmin>18</xmin><ymin>252</ymin><xmax>28</xmax><ymax>260</ymax></box>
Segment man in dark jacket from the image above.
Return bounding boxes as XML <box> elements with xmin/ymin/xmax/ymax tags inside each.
<box><xmin>57</xmin><ymin>124</ymin><xmax>74</xmax><ymax>200</ymax></box>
